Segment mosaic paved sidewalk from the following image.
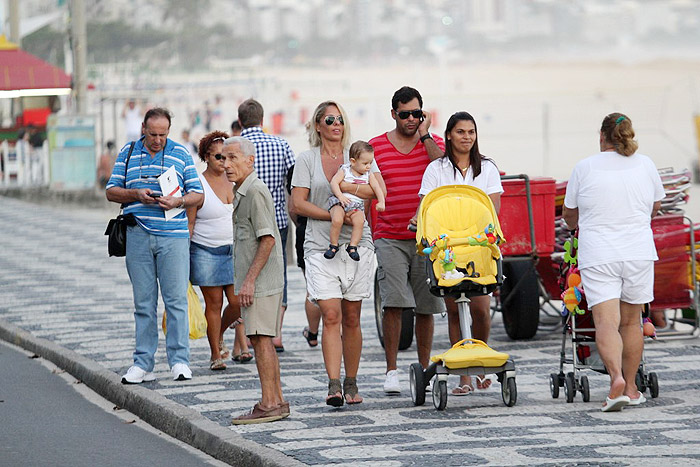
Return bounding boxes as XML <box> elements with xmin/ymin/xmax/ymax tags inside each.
<box><xmin>2</xmin><ymin>195</ymin><xmax>700</xmax><ymax>466</ymax></box>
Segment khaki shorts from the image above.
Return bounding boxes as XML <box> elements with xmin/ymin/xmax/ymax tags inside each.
<box><xmin>580</xmin><ymin>260</ymin><xmax>654</xmax><ymax>308</ymax></box>
<box><xmin>375</xmin><ymin>238</ymin><xmax>445</xmax><ymax>315</ymax></box>
<box><xmin>242</xmin><ymin>292</ymin><xmax>283</xmax><ymax>338</ymax></box>
<box><xmin>305</xmin><ymin>246</ymin><xmax>376</xmax><ymax>302</ymax></box>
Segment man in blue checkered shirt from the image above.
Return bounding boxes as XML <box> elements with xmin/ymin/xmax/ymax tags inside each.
<box><xmin>239</xmin><ymin>99</ymin><xmax>296</xmax><ymax>352</ymax></box>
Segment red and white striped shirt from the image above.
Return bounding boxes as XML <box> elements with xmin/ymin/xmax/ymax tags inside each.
<box><xmin>369</xmin><ymin>132</ymin><xmax>444</xmax><ymax>240</ymax></box>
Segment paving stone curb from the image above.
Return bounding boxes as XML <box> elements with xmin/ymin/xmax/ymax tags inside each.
<box><xmin>0</xmin><ymin>318</ymin><xmax>303</xmax><ymax>467</ymax></box>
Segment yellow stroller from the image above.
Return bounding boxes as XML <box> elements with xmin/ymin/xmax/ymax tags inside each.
<box><xmin>409</xmin><ymin>185</ymin><xmax>518</xmax><ymax>409</ymax></box>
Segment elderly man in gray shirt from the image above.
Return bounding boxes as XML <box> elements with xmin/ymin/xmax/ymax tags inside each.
<box><xmin>223</xmin><ymin>136</ymin><xmax>289</xmax><ymax>425</ymax></box>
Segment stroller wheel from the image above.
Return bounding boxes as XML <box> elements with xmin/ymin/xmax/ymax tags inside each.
<box><xmin>636</xmin><ymin>367</ymin><xmax>647</xmax><ymax>393</ymax></box>
<box><xmin>580</xmin><ymin>376</ymin><xmax>590</xmax><ymax>402</ymax></box>
<box><xmin>649</xmin><ymin>372</ymin><xmax>659</xmax><ymax>398</ymax></box>
<box><xmin>432</xmin><ymin>379</ymin><xmax>448</xmax><ymax>411</ymax></box>
<box><xmin>502</xmin><ymin>377</ymin><xmax>517</xmax><ymax>407</ymax></box>
<box><xmin>549</xmin><ymin>373</ymin><xmax>560</xmax><ymax>399</ymax></box>
<box><xmin>409</xmin><ymin>363</ymin><xmax>426</xmax><ymax>406</ymax></box>
<box><xmin>564</xmin><ymin>373</ymin><xmax>576</xmax><ymax>403</ymax></box>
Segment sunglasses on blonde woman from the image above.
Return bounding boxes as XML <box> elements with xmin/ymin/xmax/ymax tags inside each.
<box><xmin>324</xmin><ymin>115</ymin><xmax>344</xmax><ymax>125</ymax></box>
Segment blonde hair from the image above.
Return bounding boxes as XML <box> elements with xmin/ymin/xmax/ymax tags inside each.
<box><xmin>306</xmin><ymin>100</ymin><xmax>351</xmax><ymax>148</ymax></box>
<box><xmin>601</xmin><ymin>112</ymin><xmax>638</xmax><ymax>157</ymax></box>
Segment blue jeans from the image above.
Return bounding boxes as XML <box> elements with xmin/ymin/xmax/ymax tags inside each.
<box><xmin>125</xmin><ymin>225</ymin><xmax>190</xmax><ymax>371</ymax></box>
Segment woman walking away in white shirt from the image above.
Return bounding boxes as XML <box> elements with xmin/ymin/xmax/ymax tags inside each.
<box><xmin>418</xmin><ymin>111</ymin><xmax>503</xmax><ymax>396</ymax></box>
<box><xmin>563</xmin><ymin>113</ymin><xmax>664</xmax><ymax>412</ymax></box>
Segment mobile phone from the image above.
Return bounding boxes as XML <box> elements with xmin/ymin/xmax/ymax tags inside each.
<box><xmin>148</xmin><ymin>193</ymin><xmax>161</xmax><ymax>198</ymax></box>
<box><xmin>419</xmin><ymin>113</ymin><xmax>425</xmax><ymax>123</ymax></box>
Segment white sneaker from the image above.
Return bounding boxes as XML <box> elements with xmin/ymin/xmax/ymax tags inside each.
<box><xmin>426</xmin><ymin>379</ymin><xmax>433</xmax><ymax>393</ymax></box>
<box><xmin>121</xmin><ymin>366</ymin><xmax>156</xmax><ymax>384</ymax></box>
<box><xmin>171</xmin><ymin>363</ymin><xmax>192</xmax><ymax>381</ymax></box>
<box><xmin>383</xmin><ymin>369</ymin><xmax>401</xmax><ymax>394</ymax></box>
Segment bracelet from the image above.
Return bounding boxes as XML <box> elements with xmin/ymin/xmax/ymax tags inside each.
<box><xmin>420</xmin><ymin>133</ymin><xmax>433</xmax><ymax>144</ymax></box>
<box><xmin>354</xmin><ymin>184</ymin><xmax>360</xmax><ymax>195</ymax></box>
<box><xmin>180</xmin><ymin>197</ymin><xmax>186</xmax><ymax>209</ymax></box>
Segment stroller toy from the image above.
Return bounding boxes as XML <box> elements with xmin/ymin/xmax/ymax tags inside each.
<box><xmin>422</xmin><ymin>234</ymin><xmax>448</xmax><ymax>255</ymax></box>
<box><xmin>467</xmin><ymin>223</ymin><xmax>500</xmax><ymax>247</ymax></box>
<box><xmin>561</xmin><ymin>269</ymin><xmax>585</xmax><ymax>315</ymax></box>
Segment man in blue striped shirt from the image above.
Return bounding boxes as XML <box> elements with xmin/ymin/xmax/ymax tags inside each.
<box><xmin>239</xmin><ymin>99</ymin><xmax>295</xmax><ymax>352</ymax></box>
<box><xmin>106</xmin><ymin>107</ymin><xmax>203</xmax><ymax>384</ymax></box>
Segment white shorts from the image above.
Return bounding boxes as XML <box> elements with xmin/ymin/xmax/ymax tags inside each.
<box><xmin>580</xmin><ymin>260</ymin><xmax>654</xmax><ymax>308</ymax></box>
<box><xmin>305</xmin><ymin>246</ymin><xmax>376</xmax><ymax>302</ymax></box>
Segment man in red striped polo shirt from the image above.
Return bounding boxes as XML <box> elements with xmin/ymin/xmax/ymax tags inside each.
<box><xmin>369</xmin><ymin>86</ymin><xmax>445</xmax><ymax>394</ymax></box>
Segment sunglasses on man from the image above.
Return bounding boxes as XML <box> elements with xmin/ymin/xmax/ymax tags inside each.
<box><xmin>395</xmin><ymin>109</ymin><xmax>423</xmax><ymax>120</ymax></box>
<box><xmin>324</xmin><ymin>115</ymin><xmax>344</xmax><ymax>125</ymax></box>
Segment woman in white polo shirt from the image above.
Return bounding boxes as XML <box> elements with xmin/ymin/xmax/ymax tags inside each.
<box><xmin>418</xmin><ymin>111</ymin><xmax>503</xmax><ymax>396</ymax></box>
<box><xmin>563</xmin><ymin>113</ymin><xmax>664</xmax><ymax>412</ymax></box>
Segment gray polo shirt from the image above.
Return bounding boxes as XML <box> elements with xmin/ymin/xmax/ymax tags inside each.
<box><xmin>232</xmin><ymin>171</ymin><xmax>284</xmax><ymax>297</ymax></box>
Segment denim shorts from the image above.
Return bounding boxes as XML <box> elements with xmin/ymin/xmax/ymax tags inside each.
<box><xmin>189</xmin><ymin>241</ymin><xmax>234</xmax><ymax>287</ymax></box>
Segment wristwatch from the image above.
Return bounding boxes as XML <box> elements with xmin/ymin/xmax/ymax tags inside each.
<box><xmin>420</xmin><ymin>133</ymin><xmax>433</xmax><ymax>144</ymax></box>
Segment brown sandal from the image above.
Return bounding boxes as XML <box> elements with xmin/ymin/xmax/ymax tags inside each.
<box><xmin>343</xmin><ymin>377</ymin><xmax>363</xmax><ymax>404</ymax></box>
<box><xmin>210</xmin><ymin>358</ymin><xmax>227</xmax><ymax>371</ymax></box>
<box><xmin>326</xmin><ymin>378</ymin><xmax>344</xmax><ymax>407</ymax></box>
<box><xmin>219</xmin><ymin>339</ymin><xmax>230</xmax><ymax>359</ymax></box>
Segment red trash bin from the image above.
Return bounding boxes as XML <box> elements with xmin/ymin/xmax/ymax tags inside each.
<box><xmin>499</xmin><ymin>177</ymin><xmax>556</xmax><ymax>256</ymax></box>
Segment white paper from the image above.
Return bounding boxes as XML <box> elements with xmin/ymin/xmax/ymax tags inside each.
<box><xmin>158</xmin><ymin>165</ymin><xmax>184</xmax><ymax>220</ymax></box>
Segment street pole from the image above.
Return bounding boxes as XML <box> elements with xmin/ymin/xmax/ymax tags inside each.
<box><xmin>8</xmin><ymin>0</ymin><xmax>20</xmax><ymax>47</ymax></box>
<box><xmin>71</xmin><ymin>0</ymin><xmax>87</xmax><ymax>115</ymax></box>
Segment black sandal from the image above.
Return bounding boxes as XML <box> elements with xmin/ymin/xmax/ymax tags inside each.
<box><xmin>326</xmin><ymin>378</ymin><xmax>344</xmax><ymax>407</ymax></box>
<box><xmin>346</xmin><ymin>245</ymin><xmax>360</xmax><ymax>261</ymax></box>
<box><xmin>343</xmin><ymin>377</ymin><xmax>363</xmax><ymax>404</ymax></box>
<box><xmin>324</xmin><ymin>244</ymin><xmax>340</xmax><ymax>259</ymax></box>
<box><xmin>302</xmin><ymin>326</ymin><xmax>318</xmax><ymax>347</ymax></box>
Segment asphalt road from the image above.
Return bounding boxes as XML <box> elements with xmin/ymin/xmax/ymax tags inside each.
<box><xmin>0</xmin><ymin>340</ymin><xmax>226</xmax><ymax>467</ymax></box>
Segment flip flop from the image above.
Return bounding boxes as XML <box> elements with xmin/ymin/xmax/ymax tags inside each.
<box><xmin>601</xmin><ymin>395</ymin><xmax>631</xmax><ymax>412</ymax></box>
<box><xmin>451</xmin><ymin>384</ymin><xmax>474</xmax><ymax>396</ymax></box>
<box><xmin>628</xmin><ymin>392</ymin><xmax>647</xmax><ymax>406</ymax></box>
<box><xmin>476</xmin><ymin>375</ymin><xmax>492</xmax><ymax>390</ymax></box>
<box><xmin>233</xmin><ymin>352</ymin><xmax>253</xmax><ymax>363</ymax></box>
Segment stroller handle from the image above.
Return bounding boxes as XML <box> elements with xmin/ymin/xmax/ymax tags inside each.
<box><xmin>452</xmin><ymin>338</ymin><xmax>488</xmax><ymax>348</ymax></box>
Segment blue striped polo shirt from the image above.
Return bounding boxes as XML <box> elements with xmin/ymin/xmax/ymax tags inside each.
<box><xmin>106</xmin><ymin>138</ymin><xmax>203</xmax><ymax>238</ymax></box>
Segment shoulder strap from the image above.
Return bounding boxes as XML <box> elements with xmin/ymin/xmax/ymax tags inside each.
<box><xmin>120</xmin><ymin>142</ymin><xmax>137</xmax><ymax>209</ymax></box>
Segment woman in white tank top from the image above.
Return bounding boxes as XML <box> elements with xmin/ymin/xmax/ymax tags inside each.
<box><xmin>187</xmin><ymin>131</ymin><xmax>251</xmax><ymax>370</ymax></box>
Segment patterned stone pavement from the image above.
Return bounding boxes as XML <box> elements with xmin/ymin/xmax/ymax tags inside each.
<box><xmin>2</xmin><ymin>195</ymin><xmax>700</xmax><ymax>466</ymax></box>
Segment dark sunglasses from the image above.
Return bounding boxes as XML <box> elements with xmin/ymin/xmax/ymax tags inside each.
<box><xmin>324</xmin><ymin>115</ymin><xmax>344</xmax><ymax>125</ymax></box>
<box><xmin>213</xmin><ymin>153</ymin><xmax>224</xmax><ymax>160</ymax></box>
<box><xmin>395</xmin><ymin>109</ymin><xmax>423</xmax><ymax>120</ymax></box>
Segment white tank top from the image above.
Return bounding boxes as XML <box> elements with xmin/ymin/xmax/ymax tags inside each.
<box><xmin>191</xmin><ymin>174</ymin><xmax>234</xmax><ymax>247</ymax></box>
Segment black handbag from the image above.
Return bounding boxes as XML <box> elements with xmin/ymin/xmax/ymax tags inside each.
<box><xmin>105</xmin><ymin>142</ymin><xmax>137</xmax><ymax>257</ymax></box>
<box><xmin>105</xmin><ymin>212</ymin><xmax>137</xmax><ymax>256</ymax></box>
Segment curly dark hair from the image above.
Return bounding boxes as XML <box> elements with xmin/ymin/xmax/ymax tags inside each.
<box><xmin>197</xmin><ymin>131</ymin><xmax>229</xmax><ymax>162</ymax></box>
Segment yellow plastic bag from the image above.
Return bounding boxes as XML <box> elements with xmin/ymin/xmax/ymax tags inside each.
<box><xmin>162</xmin><ymin>282</ymin><xmax>207</xmax><ymax>340</ymax></box>
<box><xmin>430</xmin><ymin>338</ymin><xmax>509</xmax><ymax>369</ymax></box>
